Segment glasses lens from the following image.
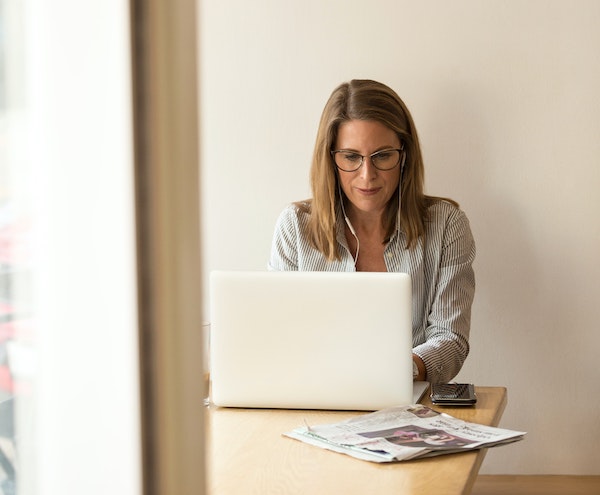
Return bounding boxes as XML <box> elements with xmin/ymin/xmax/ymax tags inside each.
<box><xmin>334</xmin><ymin>151</ymin><xmax>362</xmax><ymax>171</ymax></box>
<box><xmin>371</xmin><ymin>149</ymin><xmax>400</xmax><ymax>170</ymax></box>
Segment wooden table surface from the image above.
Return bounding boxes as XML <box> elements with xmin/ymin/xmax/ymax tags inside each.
<box><xmin>206</xmin><ymin>386</ymin><xmax>507</xmax><ymax>495</ymax></box>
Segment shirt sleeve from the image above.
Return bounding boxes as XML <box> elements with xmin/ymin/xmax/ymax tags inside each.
<box><xmin>412</xmin><ymin>207</ymin><xmax>476</xmax><ymax>384</ymax></box>
<box><xmin>268</xmin><ymin>205</ymin><xmax>300</xmax><ymax>271</ymax></box>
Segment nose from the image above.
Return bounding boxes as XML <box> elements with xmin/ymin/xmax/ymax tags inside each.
<box><xmin>358</xmin><ymin>155</ymin><xmax>378</xmax><ymax>179</ymax></box>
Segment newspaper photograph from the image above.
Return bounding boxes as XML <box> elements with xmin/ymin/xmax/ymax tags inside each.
<box><xmin>284</xmin><ymin>404</ymin><xmax>525</xmax><ymax>463</ymax></box>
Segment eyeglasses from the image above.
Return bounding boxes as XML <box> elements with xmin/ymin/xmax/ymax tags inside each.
<box><xmin>331</xmin><ymin>148</ymin><xmax>404</xmax><ymax>172</ymax></box>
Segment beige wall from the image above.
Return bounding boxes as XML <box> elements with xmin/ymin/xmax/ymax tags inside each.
<box><xmin>199</xmin><ymin>0</ymin><xmax>600</xmax><ymax>474</ymax></box>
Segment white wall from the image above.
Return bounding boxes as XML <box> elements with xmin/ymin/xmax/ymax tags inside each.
<box><xmin>199</xmin><ymin>0</ymin><xmax>600</xmax><ymax>474</ymax></box>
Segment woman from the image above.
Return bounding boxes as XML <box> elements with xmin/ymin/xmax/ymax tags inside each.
<box><xmin>268</xmin><ymin>79</ymin><xmax>475</xmax><ymax>384</ymax></box>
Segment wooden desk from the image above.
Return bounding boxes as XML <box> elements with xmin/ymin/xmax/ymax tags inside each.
<box><xmin>206</xmin><ymin>387</ymin><xmax>507</xmax><ymax>495</ymax></box>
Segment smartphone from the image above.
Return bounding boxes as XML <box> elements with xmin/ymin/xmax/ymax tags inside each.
<box><xmin>430</xmin><ymin>383</ymin><xmax>477</xmax><ymax>406</ymax></box>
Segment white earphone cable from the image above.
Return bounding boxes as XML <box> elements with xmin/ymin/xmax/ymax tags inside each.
<box><xmin>337</xmin><ymin>149</ymin><xmax>405</xmax><ymax>265</ymax></box>
<box><xmin>337</xmin><ymin>181</ymin><xmax>360</xmax><ymax>265</ymax></box>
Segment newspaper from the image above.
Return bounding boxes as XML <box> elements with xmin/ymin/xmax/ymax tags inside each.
<box><xmin>284</xmin><ymin>404</ymin><xmax>525</xmax><ymax>463</ymax></box>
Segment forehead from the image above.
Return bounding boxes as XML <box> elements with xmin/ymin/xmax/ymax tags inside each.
<box><xmin>336</xmin><ymin>119</ymin><xmax>399</xmax><ymax>150</ymax></box>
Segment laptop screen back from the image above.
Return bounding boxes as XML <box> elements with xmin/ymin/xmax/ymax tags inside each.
<box><xmin>209</xmin><ymin>271</ymin><xmax>413</xmax><ymax>411</ymax></box>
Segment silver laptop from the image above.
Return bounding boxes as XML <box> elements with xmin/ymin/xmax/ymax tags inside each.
<box><xmin>209</xmin><ymin>270</ymin><xmax>427</xmax><ymax>410</ymax></box>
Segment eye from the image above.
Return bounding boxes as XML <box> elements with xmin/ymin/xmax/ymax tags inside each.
<box><xmin>341</xmin><ymin>152</ymin><xmax>362</xmax><ymax>163</ymax></box>
<box><xmin>374</xmin><ymin>151</ymin><xmax>393</xmax><ymax>160</ymax></box>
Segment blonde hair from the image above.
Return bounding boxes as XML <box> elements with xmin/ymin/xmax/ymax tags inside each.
<box><xmin>299</xmin><ymin>79</ymin><xmax>456</xmax><ymax>261</ymax></box>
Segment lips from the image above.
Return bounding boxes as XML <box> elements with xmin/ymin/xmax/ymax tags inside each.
<box><xmin>356</xmin><ymin>187</ymin><xmax>382</xmax><ymax>195</ymax></box>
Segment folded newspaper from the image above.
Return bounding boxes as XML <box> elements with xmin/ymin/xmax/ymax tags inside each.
<box><xmin>284</xmin><ymin>404</ymin><xmax>525</xmax><ymax>463</ymax></box>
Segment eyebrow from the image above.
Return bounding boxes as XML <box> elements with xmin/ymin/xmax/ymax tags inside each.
<box><xmin>334</xmin><ymin>146</ymin><xmax>399</xmax><ymax>153</ymax></box>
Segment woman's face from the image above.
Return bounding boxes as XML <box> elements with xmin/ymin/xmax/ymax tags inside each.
<box><xmin>334</xmin><ymin>119</ymin><xmax>401</xmax><ymax>219</ymax></box>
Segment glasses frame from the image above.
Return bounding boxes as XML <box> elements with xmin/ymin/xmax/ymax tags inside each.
<box><xmin>330</xmin><ymin>146</ymin><xmax>405</xmax><ymax>172</ymax></box>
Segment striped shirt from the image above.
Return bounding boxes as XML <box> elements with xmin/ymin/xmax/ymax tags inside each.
<box><xmin>268</xmin><ymin>199</ymin><xmax>476</xmax><ymax>384</ymax></box>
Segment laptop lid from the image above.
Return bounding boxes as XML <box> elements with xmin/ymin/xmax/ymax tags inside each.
<box><xmin>209</xmin><ymin>270</ymin><xmax>415</xmax><ymax>411</ymax></box>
